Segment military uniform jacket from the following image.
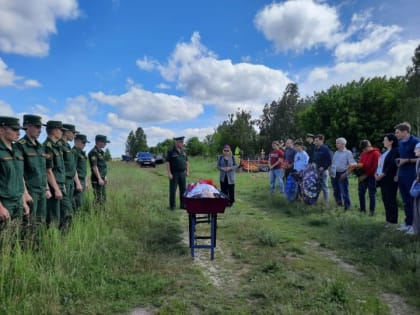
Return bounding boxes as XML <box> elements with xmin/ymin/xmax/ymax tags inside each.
<box><xmin>16</xmin><ymin>135</ymin><xmax>47</xmax><ymax>194</ymax></box>
<box><xmin>44</xmin><ymin>137</ymin><xmax>65</xmax><ymax>184</ymax></box>
<box><xmin>0</xmin><ymin>140</ymin><xmax>24</xmax><ymax>200</ymax></box>
<box><xmin>166</xmin><ymin>146</ymin><xmax>188</xmax><ymax>173</ymax></box>
<box><xmin>72</xmin><ymin>146</ymin><xmax>87</xmax><ymax>179</ymax></box>
<box><xmin>88</xmin><ymin>146</ymin><xmax>107</xmax><ymax>180</ymax></box>
<box><xmin>60</xmin><ymin>140</ymin><xmax>76</xmax><ymax>179</ymax></box>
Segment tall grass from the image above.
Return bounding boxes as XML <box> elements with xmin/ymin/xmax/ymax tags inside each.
<box><xmin>1</xmin><ymin>158</ymin><xmax>419</xmax><ymax>314</ymax></box>
<box><xmin>0</xmin><ymin>162</ymin><xmax>183</xmax><ymax>314</ymax></box>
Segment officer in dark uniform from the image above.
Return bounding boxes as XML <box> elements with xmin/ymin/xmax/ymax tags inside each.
<box><xmin>0</xmin><ymin>116</ymin><xmax>28</xmax><ymax>225</ymax></box>
<box><xmin>166</xmin><ymin>136</ymin><xmax>189</xmax><ymax>210</ymax></box>
<box><xmin>60</xmin><ymin>124</ymin><xmax>82</xmax><ymax>221</ymax></box>
<box><xmin>17</xmin><ymin>114</ymin><xmax>49</xmax><ymax>225</ymax></box>
<box><xmin>88</xmin><ymin>135</ymin><xmax>109</xmax><ymax>207</ymax></box>
<box><xmin>44</xmin><ymin>120</ymin><xmax>72</xmax><ymax>228</ymax></box>
<box><xmin>305</xmin><ymin>133</ymin><xmax>316</xmax><ymax>163</ymax></box>
<box><xmin>72</xmin><ymin>134</ymin><xmax>89</xmax><ymax>210</ymax></box>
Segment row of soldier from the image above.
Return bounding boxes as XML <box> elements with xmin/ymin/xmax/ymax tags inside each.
<box><xmin>0</xmin><ymin>115</ymin><xmax>109</xmax><ymax>232</ymax></box>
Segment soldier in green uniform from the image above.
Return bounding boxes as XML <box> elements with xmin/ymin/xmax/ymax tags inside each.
<box><xmin>88</xmin><ymin>135</ymin><xmax>110</xmax><ymax>206</ymax></box>
<box><xmin>166</xmin><ymin>136</ymin><xmax>189</xmax><ymax>210</ymax></box>
<box><xmin>44</xmin><ymin>121</ymin><xmax>72</xmax><ymax>229</ymax></box>
<box><xmin>60</xmin><ymin>124</ymin><xmax>82</xmax><ymax>219</ymax></box>
<box><xmin>16</xmin><ymin>115</ymin><xmax>49</xmax><ymax>225</ymax></box>
<box><xmin>0</xmin><ymin>116</ymin><xmax>29</xmax><ymax>226</ymax></box>
<box><xmin>72</xmin><ymin>134</ymin><xmax>89</xmax><ymax>210</ymax></box>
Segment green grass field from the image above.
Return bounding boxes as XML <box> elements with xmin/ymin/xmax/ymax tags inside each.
<box><xmin>1</xmin><ymin>158</ymin><xmax>419</xmax><ymax>315</ymax></box>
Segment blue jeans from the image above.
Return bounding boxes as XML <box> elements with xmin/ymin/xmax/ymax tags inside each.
<box><xmin>331</xmin><ymin>171</ymin><xmax>351</xmax><ymax>209</ymax></box>
<box><xmin>398</xmin><ymin>174</ymin><xmax>416</xmax><ymax>225</ymax></box>
<box><xmin>319</xmin><ymin>170</ymin><xmax>329</xmax><ymax>202</ymax></box>
<box><xmin>269</xmin><ymin>168</ymin><xmax>284</xmax><ymax>193</ymax></box>
<box><xmin>358</xmin><ymin>176</ymin><xmax>376</xmax><ymax>212</ymax></box>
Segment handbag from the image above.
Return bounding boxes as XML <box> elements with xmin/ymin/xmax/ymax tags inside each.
<box><xmin>410</xmin><ymin>180</ymin><xmax>420</xmax><ymax>198</ymax></box>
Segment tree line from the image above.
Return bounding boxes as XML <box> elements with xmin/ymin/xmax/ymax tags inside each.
<box><xmin>125</xmin><ymin>44</ymin><xmax>420</xmax><ymax>158</ymax></box>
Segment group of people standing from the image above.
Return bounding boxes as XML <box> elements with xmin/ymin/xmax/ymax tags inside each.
<box><xmin>267</xmin><ymin>122</ymin><xmax>420</xmax><ymax>235</ymax></box>
<box><xmin>0</xmin><ymin>114</ymin><xmax>110</xmax><ymax>236</ymax></box>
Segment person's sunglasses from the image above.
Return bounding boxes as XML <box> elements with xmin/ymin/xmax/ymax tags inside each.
<box><xmin>223</xmin><ymin>149</ymin><xmax>230</xmax><ymax>152</ymax></box>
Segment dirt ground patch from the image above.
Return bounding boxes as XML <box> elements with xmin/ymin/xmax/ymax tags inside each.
<box><xmin>306</xmin><ymin>240</ymin><xmax>416</xmax><ymax>315</ymax></box>
<box><xmin>129</xmin><ymin>308</ymin><xmax>153</xmax><ymax>315</ymax></box>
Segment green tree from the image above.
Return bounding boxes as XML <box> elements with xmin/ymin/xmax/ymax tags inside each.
<box><xmin>125</xmin><ymin>127</ymin><xmax>148</xmax><ymax>158</ymax></box>
<box><xmin>213</xmin><ymin>109</ymin><xmax>258</xmax><ymax>156</ymax></box>
<box><xmin>258</xmin><ymin>83</ymin><xmax>303</xmax><ymax>152</ymax></box>
<box><xmin>402</xmin><ymin>43</ymin><xmax>420</xmax><ymax>136</ymax></box>
<box><xmin>104</xmin><ymin>148</ymin><xmax>112</xmax><ymax>161</ymax></box>
<box><xmin>150</xmin><ymin>138</ymin><xmax>174</xmax><ymax>157</ymax></box>
<box><xmin>185</xmin><ymin>137</ymin><xmax>206</xmax><ymax>156</ymax></box>
<box><xmin>298</xmin><ymin>77</ymin><xmax>405</xmax><ymax>149</ymax></box>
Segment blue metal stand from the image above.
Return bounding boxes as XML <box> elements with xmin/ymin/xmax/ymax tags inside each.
<box><xmin>189</xmin><ymin>213</ymin><xmax>218</xmax><ymax>260</ymax></box>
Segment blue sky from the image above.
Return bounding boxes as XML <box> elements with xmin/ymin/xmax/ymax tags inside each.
<box><xmin>0</xmin><ymin>0</ymin><xmax>419</xmax><ymax>156</ymax></box>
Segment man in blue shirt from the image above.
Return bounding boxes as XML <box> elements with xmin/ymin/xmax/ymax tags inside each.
<box><xmin>313</xmin><ymin>134</ymin><xmax>332</xmax><ymax>203</ymax></box>
<box><xmin>394</xmin><ymin>122</ymin><xmax>419</xmax><ymax>234</ymax></box>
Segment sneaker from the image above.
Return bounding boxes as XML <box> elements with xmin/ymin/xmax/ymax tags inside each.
<box><xmin>405</xmin><ymin>226</ymin><xmax>416</xmax><ymax>235</ymax></box>
<box><xmin>397</xmin><ymin>223</ymin><xmax>410</xmax><ymax>231</ymax></box>
<box><xmin>384</xmin><ymin>222</ymin><xmax>397</xmax><ymax>228</ymax></box>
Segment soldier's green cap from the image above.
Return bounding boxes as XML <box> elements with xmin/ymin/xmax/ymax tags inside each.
<box><xmin>95</xmin><ymin>134</ymin><xmax>110</xmax><ymax>143</ymax></box>
<box><xmin>75</xmin><ymin>134</ymin><xmax>90</xmax><ymax>143</ymax></box>
<box><xmin>173</xmin><ymin>136</ymin><xmax>185</xmax><ymax>141</ymax></box>
<box><xmin>23</xmin><ymin>114</ymin><xmax>46</xmax><ymax>126</ymax></box>
<box><xmin>0</xmin><ymin>116</ymin><xmax>23</xmax><ymax>130</ymax></box>
<box><xmin>62</xmin><ymin>123</ymin><xmax>79</xmax><ymax>134</ymax></box>
<box><xmin>46</xmin><ymin>120</ymin><xmax>63</xmax><ymax>129</ymax></box>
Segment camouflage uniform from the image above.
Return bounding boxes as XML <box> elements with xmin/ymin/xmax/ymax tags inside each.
<box><xmin>73</xmin><ymin>134</ymin><xmax>89</xmax><ymax>210</ymax></box>
<box><xmin>44</xmin><ymin>121</ymin><xmax>72</xmax><ymax>228</ymax></box>
<box><xmin>16</xmin><ymin>115</ymin><xmax>47</xmax><ymax>223</ymax></box>
<box><xmin>166</xmin><ymin>137</ymin><xmax>188</xmax><ymax>210</ymax></box>
<box><xmin>88</xmin><ymin>135</ymin><xmax>109</xmax><ymax>206</ymax></box>
<box><xmin>0</xmin><ymin>117</ymin><xmax>25</xmax><ymax>224</ymax></box>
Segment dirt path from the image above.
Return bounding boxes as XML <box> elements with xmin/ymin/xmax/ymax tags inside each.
<box><xmin>306</xmin><ymin>241</ymin><xmax>416</xmax><ymax>315</ymax></box>
<box><xmin>180</xmin><ymin>214</ymin><xmax>241</xmax><ymax>290</ymax></box>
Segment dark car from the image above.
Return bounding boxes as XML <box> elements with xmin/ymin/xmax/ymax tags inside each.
<box><xmin>136</xmin><ymin>152</ymin><xmax>156</xmax><ymax>167</ymax></box>
<box><xmin>154</xmin><ymin>153</ymin><xmax>165</xmax><ymax>164</ymax></box>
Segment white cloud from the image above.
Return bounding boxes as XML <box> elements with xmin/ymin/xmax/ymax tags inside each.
<box><xmin>142</xmin><ymin>126</ymin><xmax>214</xmax><ymax>146</ymax></box>
<box><xmin>0</xmin><ymin>0</ymin><xmax>79</xmax><ymax>56</ymax></box>
<box><xmin>32</xmin><ymin>104</ymin><xmax>49</xmax><ymax>114</ymax></box>
<box><xmin>183</xmin><ymin>127</ymin><xmax>214</xmax><ymax>141</ymax></box>
<box><xmin>136</xmin><ymin>56</ymin><xmax>160</xmax><ymax>71</ymax></box>
<box><xmin>334</xmin><ymin>22</ymin><xmax>401</xmax><ymax>61</ymax></box>
<box><xmin>301</xmin><ymin>40</ymin><xmax>420</xmax><ymax>95</ymax></box>
<box><xmin>156</xmin><ymin>83</ymin><xmax>171</xmax><ymax>90</ymax></box>
<box><xmin>0</xmin><ymin>58</ymin><xmax>17</xmax><ymax>86</ymax></box>
<box><xmin>23</xmin><ymin>79</ymin><xmax>42</xmax><ymax>88</ymax></box>
<box><xmin>0</xmin><ymin>100</ymin><xmax>14</xmax><ymax>115</ymax></box>
<box><xmin>0</xmin><ymin>58</ymin><xmax>41</xmax><ymax>87</ymax></box>
<box><xmin>107</xmin><ymin>112</ymin><xmax>138</xmax><ymax>131</ymax></box>
<box><xmin>143</xmin><ymin>126</ymin><xmax>176</xmax><ymax>146</ymax></box>
<box><xmin>90</xmin><ymin>86</ymin><xmax>204</xmax><ymax>123</ymax></box>
<box><xmin>388</xmin><ymin>40</ymin><xmax>420</xmax><ymax>70</ymax></box>
<box><xmin>158</xmin><ymin>32</ymin><xmax>291</xmax><ymax>118</ymax></box>
<box><xmin>254</xmin><ymin>0</ymin><xmax>342</xmax><ymax>52</ymax></box>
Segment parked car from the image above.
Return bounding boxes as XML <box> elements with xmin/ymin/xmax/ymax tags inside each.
<box><xmin>121</xmin><ymin>154</ymin><xmax>132</xmax><ymax>162</ymax></box>
<box><xmin>154</xmin><ymin>153</ymin><xmax>165</xmax><ymax>164</ymax></box>
<box><xmin>136</xmin><ymin>152</ymin><xmax>156</xmax><ymax>167</ymax></box>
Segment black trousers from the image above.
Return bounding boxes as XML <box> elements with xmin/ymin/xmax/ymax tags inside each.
<box><xmin>380</xmin><ymin>178</ymin><xmax>398</xmax><ymax>224</ymax></box>
<box><xmin>220</xmin><ymin>176</ymin><xmax>235</xmax><ymax>205</ymax></box>
<box><xmin>169</xmin><ymin>171</ymin><xmax>186</xmax><ymax>209</ymax></box>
